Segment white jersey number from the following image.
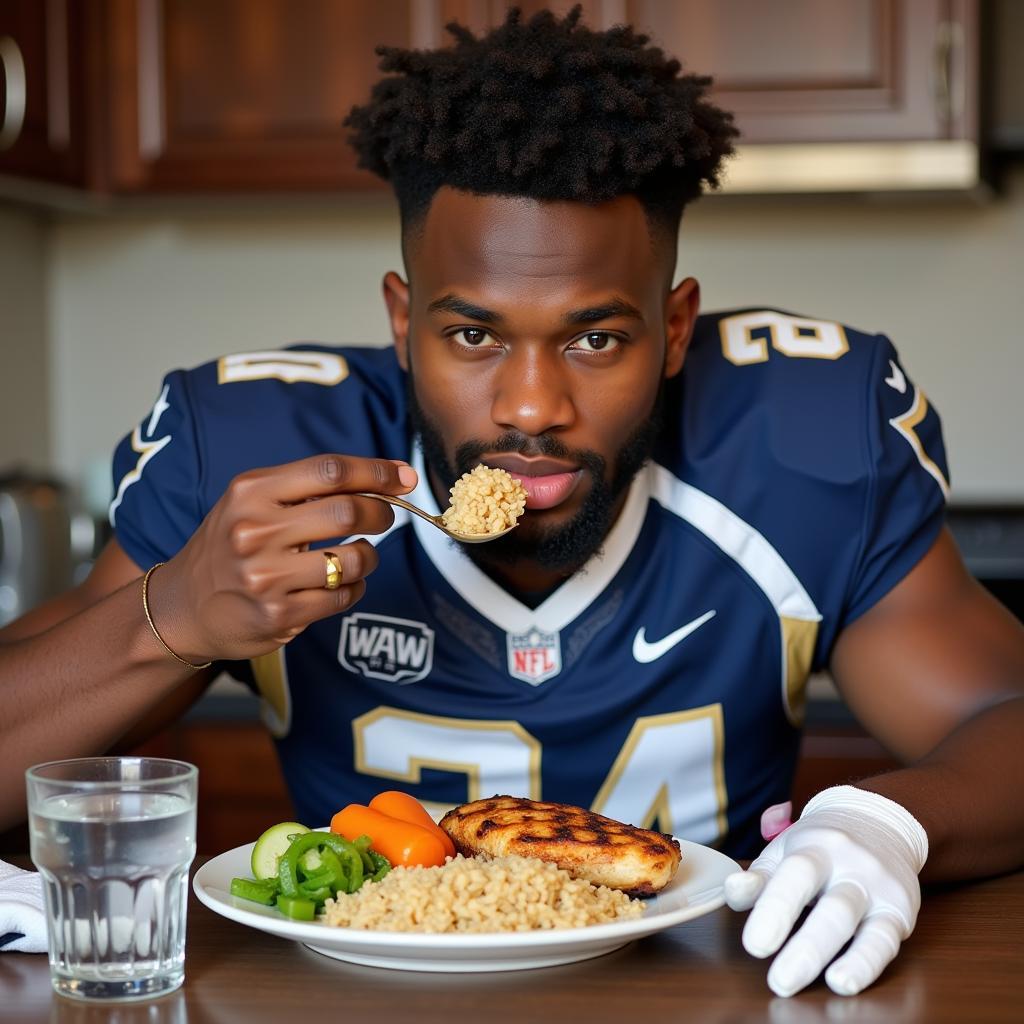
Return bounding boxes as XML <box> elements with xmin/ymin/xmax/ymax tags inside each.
<box><xmin>720</xmin><ymin>311</ymin><xmax>849</xmax><ymax>365</ymax></box>
<box><xmin>218</xmin><ymin>350</ymin><xmax>348</xmax><ymax>386</ymax></box>
<box><xmin>354</xmin><ymin>707</ymin><xmax>542</xmax><ymax>801</ymax></box>
<box><xmin>352</xmin><ymin>703</ymin><xmax>727</xmax><ymax>844</ymax></box>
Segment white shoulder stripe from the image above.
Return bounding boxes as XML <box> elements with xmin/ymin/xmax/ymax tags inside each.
<box><xmin>108</xmin><ymin>425</ymin><xmax>172</xmax><ymax>527</ymax></box>
<box><xmin>648</xmin><ymin>463</ymin><xmax>820</xmax><ymax>622</ymax></box>
<box><xmin>888</xmin><ymin>386</ymin><xmax>950</xmax><ymax>498</ymax></box>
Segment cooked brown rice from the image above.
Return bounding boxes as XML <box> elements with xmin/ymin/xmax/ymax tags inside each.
<box><xmin>442</xmin><ymin>464</ymin><xmax>527</xmax><ymax>536</ymax></box>
<box><xmin>321</xmin><ymin>854</ymin><xmax>644</xmax><ymax>933</ymax></box>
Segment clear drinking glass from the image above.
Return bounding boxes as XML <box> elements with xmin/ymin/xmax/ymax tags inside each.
<box><xmin>26</xmin><ymin>757</ymin><xmax>198</xmax><ymax>1002</ymax></box>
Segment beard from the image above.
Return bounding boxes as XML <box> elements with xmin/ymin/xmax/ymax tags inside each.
<box><xmin>406</xmin><ymin>373</ymin><xmax>665</xmax><ymax>575</ymax></box>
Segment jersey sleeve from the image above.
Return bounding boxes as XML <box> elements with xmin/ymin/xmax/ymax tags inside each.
<box><xmin>108</xmin><ymin>370</ymin><xmax>204</xmax><ymax>572</ymax></box>
<box><xmin>841</xmin><ymin>336</ymin><xmax>950</xmax><ymax>626</ymax></box>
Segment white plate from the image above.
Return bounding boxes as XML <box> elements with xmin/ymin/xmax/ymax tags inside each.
<box><xmin>193</xmin><ymin>837</ymin><xmax>740</xmax><ymax>972</ymax></box>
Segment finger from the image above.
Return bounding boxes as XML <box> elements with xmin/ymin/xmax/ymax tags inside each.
<box><xmin>287</xmin><ymin>541</ymin><xmax>379</xmax><ymax>593</ymax></box>
<box><xmin>725</xmin><ymin>841</ymin><xmax>785</xmax><ymax>910</ymax></box>
<box><xmin>277</xmin><ymin>495</ymin><xmax>397</xmax><ymax>547</ymax></box>
<box><xmin>724</xmin><ymin>868</ymin><xmax>770</xmax><ymax>911</ymax></box>
<box><xmin>766</xmin><ymin>880</ymin><xmax>869</xmax><ymax>998</ymax></box>
<box><xmin>281</xmin><ymin>579</ymin><xmax>369</xmax><ymax>631</ymax></box>
<box><xmin>233</xmin><ymin>455</ymin><xmax>417</xmax><ymax>506</ymax></box>
<box><xmin>824</xmin><ymin>911</ymin><xmax>904</xmax><ymax>997</ymax></box>
<box><xmin>742</xmin><ymin>850</ymin><xmax>830</xmax><ymax>958</ymax></box>
<box><xmin>760</xmin><ymin>801</ymin><xmax>793</xmax><ymax>841</ymax></box>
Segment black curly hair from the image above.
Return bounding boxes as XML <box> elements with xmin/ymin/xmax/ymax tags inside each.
<box><xmin>345</xmin><ymin>5</ymin><xmax>738</xmax><ymax>245</ymax></box>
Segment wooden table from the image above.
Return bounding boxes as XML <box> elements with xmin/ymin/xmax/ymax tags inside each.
<box><xmin>2</xmin><ymin>859</ymin><xmax>1022</xmax><ymax>1024</ymax></box>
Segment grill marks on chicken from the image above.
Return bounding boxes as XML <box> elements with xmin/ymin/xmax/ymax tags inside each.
<box><xmin>439</xmin><ymin>795</ymin><xmax>681</xmax><ymax>896</ymax></box>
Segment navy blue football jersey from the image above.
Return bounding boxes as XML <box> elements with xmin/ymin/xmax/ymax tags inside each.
<box><xmin>110</xmin><ymin>310</ymin><xmax>949</xmax><ymax>857</ymax></box>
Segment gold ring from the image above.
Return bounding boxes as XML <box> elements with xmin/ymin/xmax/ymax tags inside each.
<box><xmin>323</xmin><ymin>550</ymin><xmax>343</xmax><ymax>591</ymax></box>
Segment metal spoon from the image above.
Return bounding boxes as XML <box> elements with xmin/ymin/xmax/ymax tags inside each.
<box><xmin>355</xmin><ymin>493</ymin><xmax>518</xmax><ymax>543</ymax></box>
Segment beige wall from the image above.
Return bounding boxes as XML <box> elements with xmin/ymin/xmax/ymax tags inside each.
<box><xmin>0</xmin><ymin>205</ymin><xmax>50</xmax><ymax>474</ymax></box>
<box><xmin>31</xmin><ymin>167</ymin><xmax>1024</xmax><ymax>502</ymax></box>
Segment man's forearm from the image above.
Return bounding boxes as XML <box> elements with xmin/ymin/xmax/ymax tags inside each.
<box><xmin>856</xmin><ymin>695</ymin><xmax>1024</xmax><ymax>882</ymax></box>
<box><xmin>0</xmin><ymin>577</ymin><xmax>200</xmax><ymax>829</ymax></box>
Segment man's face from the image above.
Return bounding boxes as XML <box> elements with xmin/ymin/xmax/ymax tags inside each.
<box><xmin>385</xmin><ymin>187</ymin><xmax>697</xmax><ymax>576</ymax></box>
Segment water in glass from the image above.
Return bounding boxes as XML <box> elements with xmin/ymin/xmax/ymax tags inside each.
<box><xmin>28</xmin><ymin>760</ymin><xmax>197</xmax><ymax>1001</ymax></box>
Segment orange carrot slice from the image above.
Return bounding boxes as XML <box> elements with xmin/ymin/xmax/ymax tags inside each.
<box><xmin>368</xmin><ymin>791</ymin><xmax>457</xmax><ymax>859</ymax></box>
<box><xmin>330</xmin><ymin>804</ymin><xmax>447</xmax><ymax>868</ymax></box>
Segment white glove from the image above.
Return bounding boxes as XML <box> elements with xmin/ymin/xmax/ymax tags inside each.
<box><xmin>723</xmin><ymin>785</ymin><xmax>929</xmax><ymax>998</ymax></box>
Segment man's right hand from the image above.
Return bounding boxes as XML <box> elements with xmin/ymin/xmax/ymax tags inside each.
<box><xmin>145</xmin><ymin>454</ymin><xmax>418</xmax><ymax>664</ymax></box>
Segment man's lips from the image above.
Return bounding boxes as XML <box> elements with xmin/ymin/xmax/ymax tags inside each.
<box><xmin>481</xmin><ymin>454</ymin><xmax>583</xmax><ymax>511</ymax></box>
<box><xmin>516</xmin><ymin>471</ymin><xmax>583</xmax><ymax>510</ymax></box>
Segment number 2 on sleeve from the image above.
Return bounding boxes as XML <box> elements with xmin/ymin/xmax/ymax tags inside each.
<box><xmin>720</xmin><ymin>311</ymin><xmax>849</xmax><ymax>365</ymax></box>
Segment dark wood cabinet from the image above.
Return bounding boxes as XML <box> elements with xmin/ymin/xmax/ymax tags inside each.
<box><xmin>651</xmin><ymin>0</ymin><xmax>978</xmax><ymax>145</ymax></box>
<box><xmin>0</xmin><ymin>0</ymin><xmax>984</xmax><ymax>198</ymax></box>
<box><xmin>102</xmin><ymin>0</ymin><xmax>426</xmax><ymax>191</ymax></box>
<box><xmin>0</xmin><ymin>0</ymin><xmax>96</xmax><ymax>186</ymax></box>
<box><xmin>459</xmin><ymin>0</ymin><xmax>981</xmax><ymax>192</ymax></box>
<box><xmin>489</xmin><ymin>0</ymin><xmax>978</xmax><ymax>144</ymax></box>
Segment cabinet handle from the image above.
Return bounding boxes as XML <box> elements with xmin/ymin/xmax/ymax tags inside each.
<box><xmin>0</xmin><ymin>35</ymin><xmax>27</xmax><ymax>152</ymax></box>
<box><xmin>933</xmin><ymin>21</ymin><xmax>965</xmax><ymax>128</ymax></box>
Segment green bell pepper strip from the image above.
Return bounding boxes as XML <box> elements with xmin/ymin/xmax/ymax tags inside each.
<box><xmin>278</xmin><ymin>831</ymin><xmax>369</xmax><ymax>898</ymax></box>
<box><xmin>314</xmin><ymin>847</ymin><xmax>345</xmax><ymax>892</ymax></box>
<box><xmin>298</xmin><ymin>883</ymin><xmax>333</xmax><ymax>905</ymax></box>
<box><xmin>321</xmin><ymin>832</ymin><xmax>364</xmax><ymax>892</ymax></box>
<box><xmin>367</xmin><ymin>850</ymin><xmax>391</xmax><ymax>882</ymax></box>
<box><xmin>230</xmin><ymin>877</ymin><xmax>279</xmax><ymax>905</ymax></box>
<box><xmin>352</xmin><ymin>834</ymin><xmax>375</xmax><ymax>875</ymax></box>
<box><xmin>299</xmin><ymin>864</ymin><xmax>336</xmax><ymax>890</ymax></box>
<box><xmin>275</xmin><ymin>895</ymin><xmax>316</xmax><ymax>921</ymax></box>
<box><xmin>278</xmin><ymin>832</ymin><xmax>329</xmax><ymax>896</ymax></box>
<box><xmin>348</xmin><ymin>834</ymin><xmax>389</xmax><ymax>884</ymax></box>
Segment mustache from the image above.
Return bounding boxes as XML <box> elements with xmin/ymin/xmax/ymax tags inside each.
<box><xmin>453</xmin><ymin>433</ymin><xmax>606</xmax><ymax>478</ymax></box>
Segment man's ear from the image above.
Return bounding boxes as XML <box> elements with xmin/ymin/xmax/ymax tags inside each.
<box><xmin>664</xmin><ymin>277</ymin><xmax>700</xmax><ymax>379</ymax></box>
<box><xmin>382</xmin><ymin>271</ymin><xmax>411</xmax><ymax>371</ymax></box>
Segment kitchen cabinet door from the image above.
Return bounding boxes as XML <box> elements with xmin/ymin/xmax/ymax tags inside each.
<box><xmin>627</xmin><ymin>0</ymin><xmax>978</xmax><ymax>145</ymax></box>
<box><xmin>446</xmin><ymin>0</ymin><xmax>981</xmax><ymax>192</ymax></box>
<box><xmin>105</xmin><ymin>0</ymin><xmax>431</xmax><ymax>191</ymax></box>
<box><xmin>453</xmin><ymin>0</ymin><xmax>978</xmax><ymax>144</ymax></box>
<box><xmin>0</xmin><ymin>0</ymin><xmax>94</xmax><ymax>187</ymax></box>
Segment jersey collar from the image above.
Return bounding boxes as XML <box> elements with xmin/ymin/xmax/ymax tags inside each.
<box><xmin>407</xmin><ymin>442</ymin><xmax>651</xmax><ymax>634</ymax></box>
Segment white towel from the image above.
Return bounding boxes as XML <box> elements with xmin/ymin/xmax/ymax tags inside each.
<box><xmin>0</xmin><ymin>859</ymin><xmax>47</xmax><ymax>953</ymax></box>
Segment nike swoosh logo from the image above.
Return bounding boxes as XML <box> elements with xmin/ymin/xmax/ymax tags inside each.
<box><xmin>632</xmin><ymin>610</ymin><xmax>717</xmax><ymax>664</ymax></box>
<box><xmin>884</xmin><ymin>359</ymin><xmax>907</xmax><ymax>394</ymax></box>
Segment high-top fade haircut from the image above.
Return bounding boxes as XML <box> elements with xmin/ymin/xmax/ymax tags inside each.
<box><xmin>345</xmin><ymin>5</ymin><xmax>738</xmax><ymax>252</ymax></box>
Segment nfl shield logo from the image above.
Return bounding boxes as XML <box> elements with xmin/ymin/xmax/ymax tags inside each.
<box><xmin>506</xmin><ymin>627</ymin><xmax>562</xmax><ymax>686</ymax></box>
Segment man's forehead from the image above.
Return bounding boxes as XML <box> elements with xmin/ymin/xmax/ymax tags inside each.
<box><xmin>411</xmin><ymin>187</ymin><xmax>659</xmax><ymax>291</ymax></box>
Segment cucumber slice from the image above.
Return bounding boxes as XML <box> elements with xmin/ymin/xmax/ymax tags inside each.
<box><xmin>250</xmin><ymin>821</ymin><xmax>310</xmax><ymax>880</ymax></box>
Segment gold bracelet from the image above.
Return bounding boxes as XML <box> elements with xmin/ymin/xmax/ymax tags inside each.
<box><xmin>141</xmin><ymin>562</ymin><xmax>213</xmax><ymax>670</ymax></box>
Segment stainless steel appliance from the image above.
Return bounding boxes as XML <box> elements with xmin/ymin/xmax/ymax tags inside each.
<box><xmin>0</xmin><ymin>473</ymin><xmax>95</xmax><ymax>627</ymax></box>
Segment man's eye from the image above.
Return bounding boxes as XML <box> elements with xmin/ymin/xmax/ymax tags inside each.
<box><xmin>452</xmin><ymin>328</ymin><xmax>496</xmax><ymax>348</ymax></box>
<box><xmin>571</xmin><ymin>332</ymin><xmax>620</xmax><ymax>353</ymax></box>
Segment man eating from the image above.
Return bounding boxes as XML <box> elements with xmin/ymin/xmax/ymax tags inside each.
<box><xmin>2</xmin><ymin>7</ymin><xmax>1022</xmax><ymax>999</ymax></box>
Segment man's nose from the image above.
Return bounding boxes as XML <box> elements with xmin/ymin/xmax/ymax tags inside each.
<box><xmin>490</xmin><ymin>347</ymin><xmax>576</xmax><ymax>437</ymax></box>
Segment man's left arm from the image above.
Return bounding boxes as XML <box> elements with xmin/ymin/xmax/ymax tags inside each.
<box><xmin>725</xmin><ymin>526</ymin><xmax>1024</xmax><ymax>997</ymax></box>
<box><xmin>833</xmin><ymin>526</ymin><xmax>1024</xmax><ymax>881</ymax></box>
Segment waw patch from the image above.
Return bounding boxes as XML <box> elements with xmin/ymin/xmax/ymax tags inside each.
<box><xmin>338</xmin><ymin>613</ymin><xmax>434</xmax><ymax>684</ymax></box>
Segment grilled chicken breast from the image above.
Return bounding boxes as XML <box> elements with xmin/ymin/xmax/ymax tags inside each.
<box><xmin>439</xmin><ymin>795</ymin><xmax>681</xmax><ymax>896</ymax></box>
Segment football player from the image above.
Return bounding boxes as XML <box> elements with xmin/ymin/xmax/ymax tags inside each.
<box><xmin>2</xmin><ymin>7</ymin><xmax>1022</xmax><ymax>999</ymax></box>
